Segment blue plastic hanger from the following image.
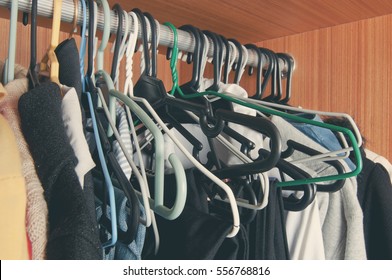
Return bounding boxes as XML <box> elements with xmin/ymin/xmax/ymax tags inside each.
<box><xmin>82</xmin><ymin>0</ymin><xmax>117</xmax><ymax>248</ymax></box>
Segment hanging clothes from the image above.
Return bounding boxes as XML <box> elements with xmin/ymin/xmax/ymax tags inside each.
<box><xmin>0</xmin><ymin>110</ymin><xmax>29</xmax><ymax>260</ymax></box>
<box><xmin>18</xmin><ymin>82</ymin><xmax>102</xmax><ymax>259</ymax></box>
<box><xmin>0</xmin><ymin>61</ymin><xmax>48</xmax><ymax>260</ymax></box>
<box><xmin>269</xmin><ymin>116</ymin><xmax>367</xmax><ymax>259</ymax></box>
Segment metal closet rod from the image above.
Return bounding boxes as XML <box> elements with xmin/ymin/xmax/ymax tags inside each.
<box><xmin>0</xmin><ymin>0</ymin><xmax>291</xmax><ymax>71</ymax></box>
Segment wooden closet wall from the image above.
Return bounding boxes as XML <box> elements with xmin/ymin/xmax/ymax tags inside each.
<box><xmin>0</xmin><ymin>5</ymin><xmax>391</xmax><ymax>162</ymax></box>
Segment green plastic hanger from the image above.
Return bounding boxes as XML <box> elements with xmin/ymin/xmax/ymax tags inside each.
<box><xmin>163</xmin><ymin>22</ymin><xmax>362</xmax><ymax>188</ymax></box>
<box><xmin>95</xmin><ymin>69</ymin><xmax>187</xmax><ymax>220</ymax></box>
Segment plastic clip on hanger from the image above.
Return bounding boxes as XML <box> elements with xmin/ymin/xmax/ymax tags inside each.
<box><xmin>3</xmin><ymin>0</ymin><xmax>18</xmax><ymax>84</ymax></box>
<box><xmin>39</xmin><ymin>0</ymin><xmax>62</xmax><ymax>87</ymax></box>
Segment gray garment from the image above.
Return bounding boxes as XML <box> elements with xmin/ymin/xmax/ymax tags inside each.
<box><xmin>270</xmin><ymin>116</ymin><xmax>366</xmax><ymax>260</ymax></box>
<box><xmin>112</xmin><ymin>103</ymin><xmax>133</xmax><ymax>180</ymax></box>
<box><xmin>96</xmin><ymin>187</ymin><xmax>146</xmax><ymax>260</ymax></box>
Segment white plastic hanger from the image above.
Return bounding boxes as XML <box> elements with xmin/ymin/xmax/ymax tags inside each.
<box><xmin>183</xmin><ymin>111</ymin><xmax>270</xmax><ymax>210</ymax></box>
<box><xmin>95</xmin><ymin>71</ymin><xmax>187</xmax><ymax>220</ymax></box>
<box><xmin>130</xmin><ymin>94</ymin><xmax>240</xmax><ymax>237</ymax></box>
<box><xmin>225</xmin><ymin>94</ymin><xmax>362</xmax><ymax>163</ymax></box>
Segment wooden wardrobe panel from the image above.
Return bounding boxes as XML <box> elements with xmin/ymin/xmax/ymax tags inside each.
<box><xmin>256</xmin><ymin>14</ymin><xmax>392</xmax><ymax>161</ymax></box>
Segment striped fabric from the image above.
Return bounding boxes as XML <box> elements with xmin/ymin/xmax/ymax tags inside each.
<box><xmin>112</xmin><ymin>102</ymin><xmax>133</xmax><ymax>179</ymax></box>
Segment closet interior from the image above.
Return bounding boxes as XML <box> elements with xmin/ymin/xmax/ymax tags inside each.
<box><xmin>1</xmin><ymin>0</ymin><xmax>392</xmax><ymax>260</ymax></box>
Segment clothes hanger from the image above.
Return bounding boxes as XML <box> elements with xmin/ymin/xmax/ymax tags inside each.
<box><xmin>28</xmin><ymin>0</ymin><xmax>39</xmax><ymax>89</ymax></box>
<box><xmin>89</xmin><ymin>4</ymin><xmax>158</xmax><ymax>228</ymax></box>
<box><xmin>219</xmin><ymin>35</ymin><xmax>231</xmax><ymax>84</ymax></box>
<box><xmin>39</xmin><ymin>0</ymin><xmax>62</xmax><ymax>87</ymax></box>
<box><xmin>79</xmin><ymin>0</ymin><xmax>87</xmax><ymax>89</ymax></box>
<box><xmin>276</xmin><ymin>53</ymin><xmax>293</xmax><ymax>104</ymax></box>
<box><xmin>177</xmin><ymin>25</ymin><xmax>203</xmax><ymax>93</ymax></box>
<box><xmin>112</xmin><ymin>10</ymin><xmax>130</xmax><ymax>90</ymax></box>
<box><xmin>258</xmin><ymin>47</ymin><xmax>275</xmax><ymax>100</ymax></box>
<box><xmin>69</xmin><ymin>0</ymin><xmax>79</xmax><ymax>38</ymax></box>
<box><xmin>81</xmin><ymin>0</ymin><xmax>117</xmax><ymax>248</ymax></box>
<box><xmin>126</xmin><ymin>22</ymin><xmax>241</xmax><ymax>237</ymax></box>
<box><xmin>131</xmin><ymin>9</ymin><xmax>211</xmax><ymax>159</ymax></box>
<box><xmin>3</xmin><ymin>0</ymin><xmax>18</xmax><ymax>84</ymax></box>
<box><xmin>122</xmin><ymin>11</ymin><xmax>161</xmax><ymax>254</ymax></box>
<box><xmin>92</xmin><ymin>10</ymin><xmax>187</xmax><ymax>221</ymax></box>
<box><xmin>228</xmin><ymin>38</ymin><xmax>244</xmax><ymax>85</ymax></box>
<box><xmin>203</xmin><ymin>30</ymin><xmax>222</xmax><ymax>91</ymax></box>
<box><xmin>245</xmin><ymin>44</ymin><xmax>264</xmax><ymax>99</ymax></box>
<box><xmin>239</xmin><ymin>97</ymin><xmax>362</xmax><ymax>160</ymax></box>
<box><xmin>162</xmin><ymin>26</ymin><xmax>363</xmax><ymax>187</ymax></box>
<box><xmin>95</xmin><ymin>70</ymin><xmax>187</xmax><ymax>220</ymax></box>
<box><xmin>271</xmin><ymin>52</ymin><xmax>283</xmax><ymax>102</ymax></box>
<box><xmin>110</xmin><ymin>4</ymin><xmax>123</xmax><ymax>82</ymax></box>
<box><xmin>281</xmin><ymin>140</ymin><xmax>346</xmax><ymax>192</ymax></box>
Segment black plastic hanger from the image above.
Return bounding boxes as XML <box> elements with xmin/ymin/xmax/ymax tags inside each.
<box><xmin>94</xmin><ymin>108</ymin><xmax>140</xmax><ymax>244</ymax></box>
<box><xmin>203</xmin><ymin>30</ymin><xmax>222</xmax><ymax>91</ymax></box>
<box><xmin>259</xmin><ymin>47</ymin><xmax>275</xmax><ymax>101</ymax></box>
<box><xmin>110</xmin><ymin>4</ymin><xmax>123</xmax><ymax>81</ymax></box>
<box><xmin>281</xmin><ymin>140</ymin><xmax>346</xmax><ymax>192</ymax></box>
<box><xmin>85</xmin><ymin>0</ymin><xmax>96</xmax><ymax>94</ymax></box>
<box><xmin>209</xmin><ymin>108</ymin><xmax>282</xmax><ymax>179</ymax></box>
<box><xmin>28</xmin><ymin>0</ymin><xmax>39</xmax><ymax>89</ymax></box>
<box><xmin>178</xmin><ymin>25</ymin><xmax>202</xmax><ymax>93</ymax></box>
<box><xmin>130</xmin><ymin>10</ymin><xmax>213</xmax><ymax>160</ymax></box>
<box><xmin>245</xmin><ymin>44</ymin><xmax>263</xmax><ymax>99</ymax></box>
<box><xmin>272</xmin><ymin>52</ymin><xmax>283</xmax><ymax>102</ymax></box>
<box><xmin>259</xmin><ymin>149</ymin><xmax>316</xmax><ymax>211</ymax></box>
<box><xmin>227</xmin><ymin>38</ymin><xmax>243</xmax><ymax>84</ymax></box>
<box><xmin>277</xmin><ymin>53</ymin><xmax>294</xmax><ymax>104</ymax></box>
<box><xmin>220</xmin><ymin>35</ymin><xmax>231</xmax><ymax>84</ymax></box>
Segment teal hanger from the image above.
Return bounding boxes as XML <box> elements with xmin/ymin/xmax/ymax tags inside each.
<box><xmin>163</xmin><ymin>22</ymin><xmax>362</xmax><ymax>188</ymax></box>
<box><xmin>93</xmin><ymin>0</ymin><xmax>116</xmax><ymax>133</ymax></box>
<box><xmin>82</xmin><ymin>0</ymin><xmax>117</xmax><ymax>248</ymax></box>
<box><xmin>3</xmin><ymin>0</ymin><xmax>18</xmax><ymax>84</ymax></box>
<box><xmin>95</xmin><ymin>69</ymin><xmax>187</xmax><ymax>220</ymax></box>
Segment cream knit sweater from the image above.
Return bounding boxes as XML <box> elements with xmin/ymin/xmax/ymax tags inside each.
<box><xmin>0</xmin><ymin>61</ymin><xmax>48</xmax><ymax>259</ymax></box>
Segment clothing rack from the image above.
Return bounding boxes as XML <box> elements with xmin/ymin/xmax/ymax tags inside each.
<box><xmin>0</xmin><ymin>0</ymin><xmax>291</xmax><ymax>72</ymax></box>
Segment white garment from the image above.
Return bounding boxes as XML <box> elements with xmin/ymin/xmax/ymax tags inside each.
<box><xmin>270</xmin><ymin>116</ymin><xmax>367</xmax><ymax>260</ymax></box>
<box><xmin>268</xmin><ymin>164</ymin><xmax>325</xmax><ymax>260</ymax></box>
<box><xmin>365</xmin><ymin>148</ymin><xmax>392</xmax><ymax>183</ymax></box>
<box><xmin>61</xmin><ymin>87</ymin><xmax>96</xmax><ymax>187</ymax></box>
<box><xmin>285</xmin><ymin>197</ymin><xmax>325</xmax><ymax>259</ymax></box>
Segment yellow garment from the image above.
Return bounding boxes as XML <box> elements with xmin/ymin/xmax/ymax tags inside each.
<box><xmin>0</xmin><ymin>115</ymin><xmax>28</xmax><ymax>259</ymax></box>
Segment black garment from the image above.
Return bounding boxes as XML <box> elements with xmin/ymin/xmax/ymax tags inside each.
<box><xmin>18</xmin><ymin>83</ymin><xmax>102</xmax><ymax>259</ymax></box>
<box><xmin>248</xmin><ymin>180</ymin><xmax>289</xmax><ymax>260</ymax></box>
<box><xmin>355</xmin><ymin>149</ymin><xmax>392</xmax><ymax>259</ymax></box>
<box><xmin>54</xmin><ymin>38</ymin><xmax>82</xmax><ymax>98</ymax></box>
<box><xmin>142</xmin><ymin>169</ymin><xmax>246</xmax><ymax>260</ymax></box>
<box><xmin>55</xmin><ymin>38</ymin><xmax>99</xmax><ymax>241</ymax></box>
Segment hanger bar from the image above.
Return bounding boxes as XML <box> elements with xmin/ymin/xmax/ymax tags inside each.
<box><xmin>0</xmin><ymin>0</ymin><xmax>292</xmax><ymax>72</ymax></box>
